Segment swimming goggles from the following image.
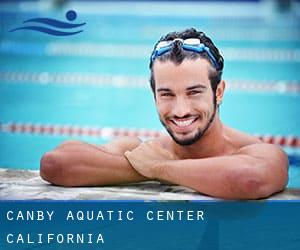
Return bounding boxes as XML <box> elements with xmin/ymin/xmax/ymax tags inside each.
<box><xmin>150</xmin><ymin>38</ymin><xmax>221</xmax><ymax>70</ymax></box>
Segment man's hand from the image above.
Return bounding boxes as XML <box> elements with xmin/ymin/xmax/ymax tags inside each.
<box><xmin>40</xmin><ymin>137</ymin><xmax>147</xmax><ymax>186</ymax></box>
<box><xmin>124</xmin><ymin>140</ymin><xmax>177</xmax><ymax>179</ymax></box>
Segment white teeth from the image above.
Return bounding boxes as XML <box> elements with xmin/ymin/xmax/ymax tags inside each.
<box><xmin>173</xmin><ymin>118</ymin><xmax>195</xmax><ymax>127</ymax></box>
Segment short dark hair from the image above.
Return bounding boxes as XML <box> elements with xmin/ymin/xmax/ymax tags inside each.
<box><xmin>149</xmin><ymin>28</ymin><xmax>224</xmax><ymax>96</ymax></box>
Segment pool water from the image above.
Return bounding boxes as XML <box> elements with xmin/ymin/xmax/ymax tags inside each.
<box><xmin>0</xmin><ymin>1</ymin><xmax>299</xmax><ymax>188</ymax></box>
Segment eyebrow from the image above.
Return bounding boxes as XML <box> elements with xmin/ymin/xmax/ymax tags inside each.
<box><xmin>186</xmin><ymin>84</ymin><xmax>207</xmax><ymax>91</ymax></box>
<box><xmin>157</xmin><ymin>88</ymin><xmax>172</xmax><ymax>92</ymax></box>
<box><xmin>156</xmin><ymin>84</ymin><xmax>207</xmax><ymax>93</ymax></box>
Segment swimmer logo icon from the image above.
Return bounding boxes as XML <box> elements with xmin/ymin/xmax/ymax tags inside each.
<box><xmin>9</xmin><ymin>10</ymin><xmax>86</xmax><ymax>36</ymax></box>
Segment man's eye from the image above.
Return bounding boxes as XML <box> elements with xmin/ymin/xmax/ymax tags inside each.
<box><xmin>188</xmin><ymin>91</ymin><xmax>201</xmax><ymax>95</ymax></box>
<box><xmin>161</xmin><ymin>93</ymin><xmax>173</xmax><ymax>97</ymax></box>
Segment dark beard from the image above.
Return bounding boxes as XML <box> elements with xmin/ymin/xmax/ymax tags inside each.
<box><xmin>159</xmin><ymin>102</ymin><xmax>217</xmax><ymax>146</ymax></box>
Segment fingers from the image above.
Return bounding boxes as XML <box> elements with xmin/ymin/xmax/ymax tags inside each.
<box><xmin>145</xmin><ymin>141</ymin><xmax>177</xmax><ymax>160</ymax></box>
<box><xmin>124</xmin><ymin>150</ymin><xmax>134</xmax><ymax>163</ymax></box>
<box><xmin>147</xmin><ymin>140</ymin><xmax>162</xmax><ymax>148</ymax></box>
<box><xmin>124</xmin><ymin>140</ymin><xmax>176</xmax><ymax>163</ymax></box>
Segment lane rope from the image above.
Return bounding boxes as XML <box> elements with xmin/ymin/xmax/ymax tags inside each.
<box><xmin>0</xmin><ymin>122</ymin><xmax>299</xmax><ymax>148</ymax></box>
<box><xmin>1</xmin><ymin>71</ymin><xmax>299</xmax><ymax>94</ymax></box>
<box><xmin>1</xmin><ymin>41</ymin><xmax>300</xmax><ymax>61</ymax></box>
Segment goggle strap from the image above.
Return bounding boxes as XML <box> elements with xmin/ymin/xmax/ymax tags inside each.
<box><xmin>151</xmin><ymin>41</ymin><xmax>220</xmax><ymax>70</ymax></box>
<box><xmin>182</xmin><ymin>44</ymin><xmax>219</xmax><ymax>70</ymax></box>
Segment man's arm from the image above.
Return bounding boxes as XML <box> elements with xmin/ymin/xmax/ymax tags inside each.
<box><xmin>125</xmin><ymin>142</ymin><xmax>288</xmax><ymax>199</ymax></box>
<box><xmin>40</xmin><ymin>137</ymin><xmax>148</xmax><ymax>186</ymax></box>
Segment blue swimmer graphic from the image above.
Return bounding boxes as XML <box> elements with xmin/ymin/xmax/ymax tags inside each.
<box><xmin>9</xmin><ymin>10</ymin><xmax>85</xmax><ymax>36</ymax></box>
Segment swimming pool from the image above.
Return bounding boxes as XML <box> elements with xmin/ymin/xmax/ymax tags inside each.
<box><xmin>0</xmin><ymin>1</ymin><xmax>299</xmax><ymax>188</ymax></box>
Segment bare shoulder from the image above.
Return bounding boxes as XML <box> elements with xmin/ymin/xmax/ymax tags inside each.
<box><xmin>102</xmin><ymin>137</ymin><xmax>142</xmax><ymax>155</ymax></box>
<box><xmin>237</xmin><ymin>143</ymin><xmax>288</xmax><ymax>164</ymax></box>
<box><xmin>225</xmin><ymin>126</ymin><xmax>262</xmax><ymax>148</ymax></box>
<box><xmin>226</xmin><ymin>126</ymin><xmax>288</xmax><ymax>165</ymax></box>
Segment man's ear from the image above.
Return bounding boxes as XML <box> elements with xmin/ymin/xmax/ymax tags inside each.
<box><xmin>216</xmin><ymin>80</ymin><xmax>225</xmax><ymax>105</ymax></box>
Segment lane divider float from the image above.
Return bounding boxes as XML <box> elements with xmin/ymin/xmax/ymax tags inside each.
<box><xmin>0</xmin><ymin>122</ymin><xmax>299</xmax><ymax>148</ymax></box>
<box><xmin>1</xmin><ymin>71</ymin><xmax>299</xmax><ymax>94</ymax></box>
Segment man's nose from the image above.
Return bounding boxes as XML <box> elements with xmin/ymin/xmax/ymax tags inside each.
<box><xmin>172</xmin><ymin>97</ymin><xmax>191</xmax><ymax>118</ymax></box>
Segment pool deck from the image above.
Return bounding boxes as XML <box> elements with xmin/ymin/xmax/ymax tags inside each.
<box><xmin>1</xmin><ymin>168</ymin><xmax>300</xmax><ymax>200</ymax></box>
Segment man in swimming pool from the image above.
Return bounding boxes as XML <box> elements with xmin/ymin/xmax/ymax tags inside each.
<box><xmin>40</xmin><ymin>28</ymin><xmax>288</xmax><ymax>199</ymax></box>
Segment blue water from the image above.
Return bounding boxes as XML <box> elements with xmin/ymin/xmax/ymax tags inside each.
<box><xmin>0</xmin><ymin>1</ymin><xmax>299</xmax><ymax>188</ymax></box>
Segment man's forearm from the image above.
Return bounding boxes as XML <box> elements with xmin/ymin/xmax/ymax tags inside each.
<box><xmin>40</xmin><ymin>143</ymin><xmax>148</xmax><ymax>186</ymax></box>
<box><xmin>154</xmin><ymin>155</ymin><xmax>277</xmax><ymax>199</ymax></box>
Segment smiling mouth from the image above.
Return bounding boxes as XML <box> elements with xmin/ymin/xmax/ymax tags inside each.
<box><xmin>170</xmin><ymin>116</ymin><xmax>199</xmax><ymax>128</ymax></box>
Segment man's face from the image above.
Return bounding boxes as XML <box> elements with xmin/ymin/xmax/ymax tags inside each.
<box><xmin>153</xmin><ymin>58</ymin><xmax>216</xmax><ymax>146</ymax></box>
